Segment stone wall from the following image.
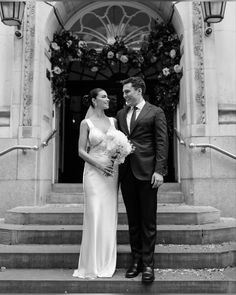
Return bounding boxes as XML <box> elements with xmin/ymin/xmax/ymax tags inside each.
<box><xmin>0</xmin><ymin>1</ymin><xmax>235</xmax><ymax>218</ymax></box>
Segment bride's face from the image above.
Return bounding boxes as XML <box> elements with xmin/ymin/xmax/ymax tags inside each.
<box><xmin>94</xmin><ymin>90</ymin><xmax>110</xmax><ymax>110</ymax></box>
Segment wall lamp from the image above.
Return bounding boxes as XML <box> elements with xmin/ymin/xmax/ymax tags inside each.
<box><xmin>201</xmin><ymin>1</ymin><xmax>227</xmax><ymax>36</ymax></box>
<box><xmin>0</xmin><ymin>2</ymin><xmax>26</xmax><ymax>38</ymax></box>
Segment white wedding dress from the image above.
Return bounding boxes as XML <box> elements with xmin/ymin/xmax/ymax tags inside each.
<box><xmin>73</xmin><ymin>117</ymin><xmax>118</xmax><ymax>279</ymax></box>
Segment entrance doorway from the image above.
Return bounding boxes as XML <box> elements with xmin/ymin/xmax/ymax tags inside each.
<box><xmin>58</xmin><ymin>77</ymin><xmax>177</xmax><ymax>183</ymax></box>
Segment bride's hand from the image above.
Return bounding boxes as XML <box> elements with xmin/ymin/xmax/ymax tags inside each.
<box><xmin>97</xmin><ymin>163</ymin><xmax>114</xmax><ymax>177</ymax></box>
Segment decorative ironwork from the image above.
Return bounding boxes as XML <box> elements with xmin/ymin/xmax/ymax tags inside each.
<box><xmin>70</xmin><ymin>3</ymin><xmax>161</xmax><ymax>50</ymax></box>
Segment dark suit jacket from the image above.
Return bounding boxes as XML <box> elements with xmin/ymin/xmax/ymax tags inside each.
<box><xmin>117</xmin><ymin>101</ymin><xmax>168</xmax><ymax>181</ymax></box>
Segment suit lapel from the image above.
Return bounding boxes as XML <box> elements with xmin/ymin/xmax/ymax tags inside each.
<box><xmin>130</xmin><ymin>102</ymin><xmax>152</xmax><ymax>135</ymax></box>
<box><xmin>119</xmin><ymin>106</ymin><xmax>129</xmax><ymax>135</ymax></box>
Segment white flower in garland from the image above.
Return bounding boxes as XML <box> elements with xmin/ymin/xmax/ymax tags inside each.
<box><xmin>120</xmin><ymin>55</ymin><xmax>128</xmax><ymax>63</ymax></box>
<box><xmin>162</xmin><ymin>67</ymin><xmax>170</xmax><ymax>76</ymax></box>
<box><xmin>107</xmin><ymin>37</ymin><xmax>116</xmax><ymax>45</ymax></box>
<box><xmin>107</xmin><ymin>51</ymin><xmax>114</xmax><ymax>59</ymax></box>
<box><xmin>174</xmin><ymin>64</ymin><xmax>182</xmax><ymax>73</ymax></box>
<box><xmin>170</xmin><ymin>49</ymin><xmax>176</xmax><ymax>59</ymax></box>
<box><xmin>91</xmin><ymin>66</ymin><xmax>99</xmax><ymax>72</ymax></box>
<box><xmin>51</xmin><ymin>42</ymin><xmax>60</xmax><ymax>51</ymax></box>
<box><xmin>78</xmin><ymin>41</ymin><xmax>87</xmax><ymax>48</ymax></box>
<box><xmin>53</xmin><ymin>66</ymin><xmax>62</xmax><ymax>75</ymax></box>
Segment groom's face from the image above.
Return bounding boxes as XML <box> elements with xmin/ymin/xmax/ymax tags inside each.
<box><xmin>123</xmin><ymin>83</ymin><xmax>141</xmax><ymax>107</ymax></box>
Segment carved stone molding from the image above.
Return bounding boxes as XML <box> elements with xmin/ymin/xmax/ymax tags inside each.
<box><xmin>22</xmin><ymin>1</ymin><xmax>36</xmax><ymax>126</ymax></box>
<box><xmin>192</xmin><ymin>2</ymin><xmax>205</xmax><ymax>124</ymax></box>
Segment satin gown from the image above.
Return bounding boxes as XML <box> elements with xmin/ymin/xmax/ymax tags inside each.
<box><xmin>73</xmin><ymin>117</ymin><xmax>118</xmax><ymax>279</ymax></box>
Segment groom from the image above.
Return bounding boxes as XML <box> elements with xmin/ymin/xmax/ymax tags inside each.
<box><xmin>117</xmin><ymin>76</ymin><xmax>168</xmax><ymax>283</ymax></box>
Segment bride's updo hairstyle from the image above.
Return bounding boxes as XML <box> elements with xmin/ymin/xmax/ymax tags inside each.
<box><xmin>82</xmin><ymin>88</ymin><xmax>104</xmax><ymax>108</ymax></box>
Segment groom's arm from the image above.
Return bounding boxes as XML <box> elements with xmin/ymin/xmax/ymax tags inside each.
<box><xmin>154</xmin><ymin>107</ymin><xmax>169</xmax><ymax>176</ymax></box>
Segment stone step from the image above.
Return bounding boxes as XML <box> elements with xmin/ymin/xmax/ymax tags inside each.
<box><xmin>1</xmin><ymin>294</ymin><xmax>232</xmax><ymax>295</ymax></box>
<box><xmin>0</xmin><ymin>243</ymin><xmax>235</xmax><ymax>269</ymax></box>
<box><xmin>0</xmin><ymin>268</ymin><xmax>235</xmax><ymax>294</ymax></box>
<box><xmin>47</xmin><ymin>191</ymin><xmax>185</xmax><ymax>204</ymax></box>
<box><xmin>0</xmin><ymin>267</ymin><xmax>236</xmax><ymax>294</ymax></box>
<box><xmin>4</xmin><ymin>204</ymin><xmax>220</xmax><ymax>225</ymax></box>
<box><xmin>0</xmin><ymin>218</ymin><xmax>235</xmax><ymax>245</ymax></box>
<box><xmin>52</xmin><ymin>182</ymin><xmax>181</xmax><ymax>194</ymax></box>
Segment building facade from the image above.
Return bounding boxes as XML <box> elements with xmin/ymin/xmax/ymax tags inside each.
<box><xmin>0</xmin><ymin>1</ymin><xmax>235</xmax><ymax>218</ymax></box>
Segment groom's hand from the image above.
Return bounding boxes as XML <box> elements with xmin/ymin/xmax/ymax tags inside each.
<box><xmin>151</xmin><ymin>172</ymin><xmax>163</xmax><ymax>188</ymax></box>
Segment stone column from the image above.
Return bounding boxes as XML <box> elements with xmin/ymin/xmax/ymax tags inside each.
<box><xmin>20</xmin><ymin>1</ymin><xmax>36</xmax><ymax>136</ymax></box>
<box><xmin>181</xmin><ymin>2</ymin><xmax>236</xmax><ymax>218</ymax></box>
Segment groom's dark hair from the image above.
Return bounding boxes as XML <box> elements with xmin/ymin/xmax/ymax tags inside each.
<box><xmin>121</xmin><ymin>76</ymin><xmax>146</xmax><ymax>95</ymax></box>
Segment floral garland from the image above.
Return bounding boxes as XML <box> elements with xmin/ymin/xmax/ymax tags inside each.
<box><xmin>50</xmin><ymin>21</ymin><xmax>182</xmax><ymax>117</ymax></box>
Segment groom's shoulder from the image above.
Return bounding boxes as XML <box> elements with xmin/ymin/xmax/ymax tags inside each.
<box><xmin>117</xmin><ymin>108</ymin><xmax>125</xmax><ymax>118</ymax></box>
<box><xmin>147</xmin><ymin>102</ymin><xmax>164</xmax><ymax>113</ymax></box>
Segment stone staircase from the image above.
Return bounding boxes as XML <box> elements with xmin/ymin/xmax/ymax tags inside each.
<box><xmin>0</xmin><ymin>183</ymin><xmax>236</xmax><ymax>293</ymax></box>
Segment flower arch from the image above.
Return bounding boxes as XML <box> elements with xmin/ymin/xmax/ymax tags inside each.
<box><xmin>50</xmin><ymin>21</ymin><xmax>182</xmax><ymax>131</ymax></box>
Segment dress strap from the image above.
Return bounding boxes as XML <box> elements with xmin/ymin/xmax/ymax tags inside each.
<box><xmin>109</xmin><ymin>117</ymin><xmax>115</xmax><ymax>127</ymax></box>
<box><xmin>86</xmin><ymin>118</ymin><xmax>94</xmax><ymax>129</ymax></box>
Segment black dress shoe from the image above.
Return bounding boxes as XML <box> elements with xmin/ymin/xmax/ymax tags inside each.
<box><xmin>125</xmin><ymin>262</ymin><xmax>142</xmax><ymax>278</ymax></box>
<box><xmin>142</xmin><ymin>266</ymin><xmax>155</xmax><ymax>283</ymax></box>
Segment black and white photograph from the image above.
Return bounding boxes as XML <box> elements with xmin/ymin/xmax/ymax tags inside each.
<box><xmin>0</xmin><ymin>0</ymin><xmax>235</xmax><ymax>294</ymax></box>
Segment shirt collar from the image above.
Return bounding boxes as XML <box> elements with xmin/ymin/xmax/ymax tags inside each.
<box><xmin>135</xmin><ymin>99</ymin><xmax>145</xmax><ymax>110</ymax></box>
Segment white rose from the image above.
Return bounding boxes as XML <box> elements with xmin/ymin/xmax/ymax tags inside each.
<box><xmin>120</xmin><ymin>55</ymin><xmax>128</xmax><ymax>63</ymax></box>
<box><xmin>107</xmin><ymin>51</ymin><xmax>114</xmax><ymax>59</ymax></box>
<box><xmin>53</xmin><ymin>66</ymin><xmax>62</xmax><ymax>75</ymax></box>
<box><xmin>170</xmin><ymin>49</ymin><xmax>176</xmax><ymax>59</ymax></box>
<box><xmin>78</xmin><ymin>41</ymin><xmax>87</xmax><ymax>48</ymax></box>
<box><xmin>51</xmin><ymin>42</ymin><xmax>60</xmax><ymax>51</ymax></box>
<box><xmin>162</xmin><ymin>67</ymin><xmax>170</xmax><ymax>76</ymax></box>
<box><xmin>90</xmin><ymin>66</ymin><xmax>99</xmax><ymax>72</ymax></box>
<box><xmin>107</xmin><ymin>37</ymin><xmax>115</xmax><ymax>45</ymax></box>
<box><xmin>174</xmin><ymin>64</ymin><xmax>182</xmax><ymax>73</ymax></box>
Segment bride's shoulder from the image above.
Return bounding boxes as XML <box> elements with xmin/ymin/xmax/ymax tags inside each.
<box><xmin>80</xmin><ymin>118</ymin><xmax>91</xmax><ymax>129</ymax></box>
<box><xmin>109</xmin><ymin>117</ymin><xmax>118</xmax><ymax>128</ymax></box>
<box><xmin>109</xmin><ymin>116</ymin><xmax>117</xmax><ymax>122</ymax></box>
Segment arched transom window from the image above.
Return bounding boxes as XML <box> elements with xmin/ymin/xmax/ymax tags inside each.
<box><xmin>69</xmin><ymin>2</ymin><xmax>163</xmax><ymax>49</ymax></box>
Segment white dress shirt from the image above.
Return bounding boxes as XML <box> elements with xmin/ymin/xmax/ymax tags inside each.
<box><xmin>127</xmin><ymin>99</ymin><xmax>146</xmax><ymax>132</ymax></box>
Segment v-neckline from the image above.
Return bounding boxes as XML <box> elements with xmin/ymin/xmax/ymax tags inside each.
<box><xmin>94</xmin><ymin>124</ymin><xmax>112</xmax><ymax>135</ymax></box>
<box><xmin>88</xmin><ymin>118</ymin><xmax>112</xmax><ymax>135</ymax></box>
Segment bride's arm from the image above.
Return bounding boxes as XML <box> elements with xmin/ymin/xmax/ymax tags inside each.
<box><xmin>78</xmin><ymin>120</ymin><xmax>113</xmax><ymax>176</ymax></box>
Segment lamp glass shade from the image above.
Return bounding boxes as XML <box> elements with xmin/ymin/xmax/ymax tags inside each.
<box><xmin>201</xmin><ymin>1</ymin><xmax>226</xmax><ymax>23</ymax></box>
<box><xmin>0</xmin><ymin>2</ymin><xmax>26</xmax><ymax>26</ymax></box>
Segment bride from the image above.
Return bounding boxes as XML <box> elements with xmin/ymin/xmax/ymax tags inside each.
<box><xmin>73</xmin><ymin>88</ymin><xmax>119</xmax><ymax>279</ymax></box>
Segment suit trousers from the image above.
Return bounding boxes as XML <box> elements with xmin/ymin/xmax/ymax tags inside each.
<box><xmin>120</xmin><ymin>164</ymin><xmax>158</xmax><ymax>267</ymax></box>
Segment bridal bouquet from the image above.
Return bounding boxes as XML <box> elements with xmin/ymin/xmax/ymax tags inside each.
<box><xmin>106</xmin><ymin>130</ymin><xmax>134</xmax><ymax>167</ymax></box>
